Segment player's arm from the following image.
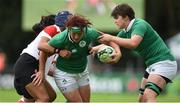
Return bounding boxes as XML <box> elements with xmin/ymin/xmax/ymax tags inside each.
<box><xmin>96</xmin><ymin>30</ymin><xmax>122</xmax><ymax>62</ymax></box>
<box><xmin>38</xmin><ymin>25</ymin><xmax>61</xmax><ymax>55</ymax></box>
<box><xmin>106</xmin><ymin>41</ymin><xmax>122</xmax><ymax>63</ymax></box>
<box><xmin>32</xmin><ymin>51</ymin><xmax>47</xmax><ymax>86</ymax></box>
<box><xmin>110</xmin><ymin>35</ymin><xmax>142</xmax><ymax>49</ymax></box>
<box><xmin>108</xmin><ymin>41</ymin><xmax>121</xmax><ymax>55</ymax></box>
<box><xmin>39</xmin><ymin>51</ymin><xmax>48</xmax><ymax>76</ymax></box>
<box><xmin>99</xmin><ymin>34</ymin><xmax>143</xmax><ymax>49</ymax></box>
<box><xmin>38</xmin><ymin>36</ymin><xmax>56</xmax><ymax>56</ymax></box>
<box><xmin>38</xmin><ymin>36</ymin><xmax>72</xmax><ymax>58</ymax></box>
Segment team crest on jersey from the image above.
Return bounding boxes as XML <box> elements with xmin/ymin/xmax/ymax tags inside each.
<box><xmin>79</xmin><ymin>40</ymin><xmax>86</xmax><ymax>47</ymax></box>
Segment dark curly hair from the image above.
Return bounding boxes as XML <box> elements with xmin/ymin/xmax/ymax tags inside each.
<box><xmin>32</xmin><ymin>14</ymin><xmax>55</xmax><ymax>34</ymax></box>
<box><xmin>65</xmin><ymin>14</ymin><xmax>92</xmax><ymax>31</ymax></box>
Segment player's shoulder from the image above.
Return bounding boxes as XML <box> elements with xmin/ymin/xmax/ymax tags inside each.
<box><xmin>86</xmin><ymin>27</ymin><xmax>95</xmax><ymax>31</ymax></box>
<box><xmin>134</xmin><ymin>18</ymin><xmax>149</xmax><ymax>26</ymax></box>
<box><xmin>43</xmin><ymin>25</ymin><xmax>60</xmax><ymax>37</ymax></box>
<box><xmin>44</xmin><ymin>25</ymin><xmax>59</xmax><ymax>32</ymax></box>
<box><xmin>85</xmin><ymin>27</ymin><xmax>98</xmax><ymax>35</ymax></box>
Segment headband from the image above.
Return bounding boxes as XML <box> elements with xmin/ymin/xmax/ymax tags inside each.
<box><xmin>70</xmin><ymin>27</ymin><xmax>82</xmax><ymax>33</ymax></box>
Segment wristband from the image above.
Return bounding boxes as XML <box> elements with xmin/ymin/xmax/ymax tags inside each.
<box><xmin>54</xmin><ymin>48</ymin><xmax>60</xmax><ymax>54</ymax></box>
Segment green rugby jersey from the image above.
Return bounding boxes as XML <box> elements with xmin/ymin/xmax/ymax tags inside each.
<box><xmin>117</xmin><ymin>18</ymin><xmax>174</xmax><ymax>66</ymax></box>
<box><xmin>48</xmin><ymin>27</ymin><xmax>100</xmax><ymax>73</ymax></box>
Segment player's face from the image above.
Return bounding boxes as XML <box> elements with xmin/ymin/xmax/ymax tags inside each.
<box><xmin>70</xmin><ymin>32</ymin><xmax>84</xmax><ymax>43</ymax></box>
<box><xmin>113</xmin><ymin>15</ymin><xmax>127</xmax><ymax>29</ymax></box>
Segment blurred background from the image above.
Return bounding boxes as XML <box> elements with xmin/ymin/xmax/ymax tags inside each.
<box><xmin>0</xmin><ymin>0</ymin><xmax>180</xmax><ymax>102</ymax></box>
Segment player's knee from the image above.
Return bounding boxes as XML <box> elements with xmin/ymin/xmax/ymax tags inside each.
<box><xmin>64</xmin><ymin>92</ymin><xmax>83</xmax><ymax>102</ymax></box>
<box><xmin>69</xmin><ymin>96</ymin><xmax>83</xmax><ymax>102</ymax></box>
<box><xmin>145</xmin><ymin>82</ymin><xmax>162</xmax><ymax>95</ymax></box>
<box><xmin>143</xmin><ymin>82</ymin><xmax>162</xmax><ymax>101</ymax></box>
<box><xmin>143</xmin><ymin>92</ymin><xmax>155</xmax><ymax>101</ymax></box>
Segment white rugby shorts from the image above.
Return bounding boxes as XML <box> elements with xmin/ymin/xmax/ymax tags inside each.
<box><xmin>53</xmin><ymin>67</ymin><xmax>90</xmax><ymax>93</ymax></box>
<box><xmin>146</xmin><ymin>60</ymin><xmax>177</xmax><ymax>81</ymax></box>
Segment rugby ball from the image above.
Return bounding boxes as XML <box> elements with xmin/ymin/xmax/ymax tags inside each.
<box><xmin>97</xmin><ymin>45</ymin><xmax>115</xmax><ymax>63</ymax></box>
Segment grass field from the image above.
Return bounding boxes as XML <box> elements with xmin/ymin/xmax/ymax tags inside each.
<box><xmin>0</xmin><ymin>89</ymin><xmax>180</xmax><ymax>102</ymax></box>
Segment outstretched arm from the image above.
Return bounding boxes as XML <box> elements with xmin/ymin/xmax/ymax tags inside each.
<box><xmin>38</xmin><ymin>36</ymin><xmax>72</xmax><ymax>58</ymax></box>
<box><xmin>98</xmin><ymin>34</ymin><xmax>143</xmax><ymax>49</ymax></box>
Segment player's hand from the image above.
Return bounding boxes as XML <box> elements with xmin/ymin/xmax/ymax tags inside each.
<box><xmin>48</xmin><ymin>63</ymin><xmax>56</xmax><ymax>77</ymax></box>
<box><xmin>59</xmin><ymin>50</ymin><xmax>72</xmax><ymax>58</ymax></box>
<box><xmin>107</xmin><ymin>52</ymin><xmax>121</xmax><ymax>64</ymax></box>
<box><xmin>98</xmin><ymin>34</ymin><xmax>113</xmax><ymax>43</ymax></box>
<box><xmin>89</xmin><ymin>46</ymin><xmax>99</xmax><ymax>57</ymax></box>
<box><xmin>31</xmin><ymin>69</ymin><xmax>45</xmax><ymax>86</ymax></box>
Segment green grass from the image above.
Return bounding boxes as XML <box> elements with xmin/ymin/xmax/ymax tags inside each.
<box><xmin>0</xmin><ymin>89</ymin><xmax>180</xmax><ymax>102</ymax></box>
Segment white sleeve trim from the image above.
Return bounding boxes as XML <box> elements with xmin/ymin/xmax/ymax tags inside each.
<box><xmin>39</xmin><ymin>31</ymin><xmax>52</xmax><ymax>39</ymax></box>
<box><xmin>54</xmin><ymin>24</ymin><xmax>61</xmax><ymax>32</ymax></box>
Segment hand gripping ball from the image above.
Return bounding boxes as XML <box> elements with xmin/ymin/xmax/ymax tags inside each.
<box><xmin>97</xmin><ymin>45</ymin><xmax>115</xmax><ymax>63</ymax></box>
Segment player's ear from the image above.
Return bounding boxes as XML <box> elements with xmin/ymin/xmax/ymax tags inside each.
<box><xmin>124</xmin><ymin>16</ymin><xmax>129</xmax><ymax>22</ymax></box>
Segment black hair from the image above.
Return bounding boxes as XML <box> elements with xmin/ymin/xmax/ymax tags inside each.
<box><xmin>32</xmin><ymin>14</ymin><xmax>55</xmax><ymax>34</ymax></box>
<box><xmin>111</xmin><ymin>4</ymin><xmax>135</xmax><ymax>20</ymax></box>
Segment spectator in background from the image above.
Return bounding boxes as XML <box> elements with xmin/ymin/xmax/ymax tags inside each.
<box><xmin>85</xmin><ymin>0</ymin><xmax>116</xmax><ymax>15</ymax></box>
<box><xmin>98</xmin><ymin>3</ymin><xmax>177</xmax><ymax>102</ymax></box>
<box><xmin>0</xmin><ymin>49</ymin><xmax>6</xmax><ymax>73</ymax></box>
<box><xmin>65</xmin><ymin>0</ymin><xmax>77</xmax><ymax>13</ymax></box>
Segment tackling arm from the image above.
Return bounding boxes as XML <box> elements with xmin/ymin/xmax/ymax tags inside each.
<box><xmin>38</xmin><ymin>36</ymin><xmax>55</xmax><ymax>56</ymax></box>
<box><xmin>109</xmin><ymin>35</ymin><xmax>143</xmax><ymax>49</ymax></box>
<box><xmin>98</xmin><ymin>34</ymin><xmax>143</xmax><ymax>49</ymax></box>
<box><xmin>107</xmin><ymin>41</ymin><xmax>122</xmax><ymax>63</ymax></box>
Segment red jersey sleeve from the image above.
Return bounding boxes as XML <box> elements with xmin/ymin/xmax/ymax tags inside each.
<box><xmin>43</xmin><ymin>25</ymin><xmax>60</xmax><ymax>37</ymax></box>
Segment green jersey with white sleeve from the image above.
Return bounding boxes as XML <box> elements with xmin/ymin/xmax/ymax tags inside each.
<box><xmin>117</xmin><ymin>18</ymin><xmax>175</xmax><ymax>66</ymax></box>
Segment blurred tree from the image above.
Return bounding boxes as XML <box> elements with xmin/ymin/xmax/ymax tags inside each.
<box><xmin>145</xmin><ymin>0</ymin><xmax>180</xmax><ymax>40</ymax></box>
<box><xmin>0</xmin><ymin>0</ymin><xmax>21</xmax><ymax>63</ymax></box>
<box><xmin>0</xmin><ymin>0</ymin><xmax>35</xmax><ymax>73</ymax></box>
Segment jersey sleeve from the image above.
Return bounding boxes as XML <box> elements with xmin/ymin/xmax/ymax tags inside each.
<box><xmin>117</xmin><ymin>30</ymin><xmax>126</xmax><ymax>38</ymax></box>
<box><xmin>131</xmin><ymin>22</ymin><xmax>147</xmax><ymax>37</ymax></box>
<box><xmin>48</xmin><ymin>30</ymin><xmax>67</xmax><ymax>48</ymax></box>
<box><xmin>87</xmin><ymin>28</ymin><xmax>101</xmax><ymax>42</ymax></box>
<box><xmin>41</xmin><ymin>25</ymin><xmax>60</xmax><ymax>39</ymax></box>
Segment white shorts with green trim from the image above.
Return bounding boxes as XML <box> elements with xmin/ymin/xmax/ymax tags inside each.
<box><xmin>53</xmin><ymin>67</ymin><xmax>90</xmax><ymax>93</ymax></box>
<box><xmin>146</xmin><ymin>60</ymin><xmax>177</xmax><ymax>81</ymax></box>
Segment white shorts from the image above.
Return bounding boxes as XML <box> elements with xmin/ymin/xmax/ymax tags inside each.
<box><xmin>53</xmin><ymin>68</ymin><xmax>90</xmax><ymax>93</ymax></box>
<box><xmin>146</xmin><ymin>60</ymin><xmax>177</xmax><ymax>81</ymax></box>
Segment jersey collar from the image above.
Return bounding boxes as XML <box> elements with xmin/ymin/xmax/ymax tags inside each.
<box><xmin>123</xmin><ymin>18</ymin><xmax>135</xmax><ymax>32</ymax></box>
<box><xmin>68</xmin><ymin>32</ymin><xmax>74</xmax><ymax>43</ymax></box>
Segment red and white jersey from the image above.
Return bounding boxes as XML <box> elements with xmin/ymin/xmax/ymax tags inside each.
<box><xmin>21</xmin><ymin>25</ymin><xmax>60</xmax><ymax>60</ymax></box>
